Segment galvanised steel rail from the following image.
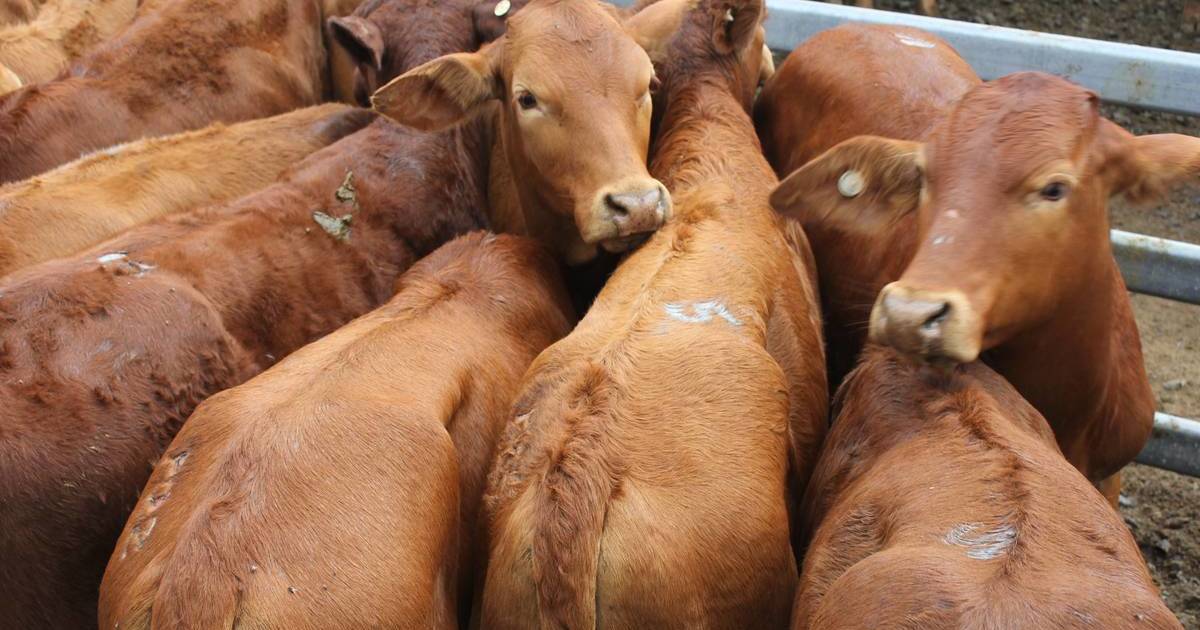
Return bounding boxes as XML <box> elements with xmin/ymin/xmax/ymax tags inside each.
<box><xmin>612</xmin><ymin>0</ymin><xmax>1200</xmax><ymax>475</ymax></box>
<box><xmin>760</xmin><ymin>0</ymin><xmax>1200</xmax><ymax>116</ymax></box>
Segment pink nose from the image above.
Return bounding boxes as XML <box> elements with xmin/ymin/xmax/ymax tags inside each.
<box><xmin>603</xmin><ymin>187</ymin><xmax>667</xmax><ymax>236</ymax></box>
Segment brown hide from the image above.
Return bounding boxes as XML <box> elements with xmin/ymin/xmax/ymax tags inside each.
<box><xmin>0</xmin><ymin>0</ymin><xmax>37</xmax><ymax>25</ymax></box>
<box><xmin>373</xmin><ymin>0</ymin><xmax>672</xmax><ymax>265</ymax></box>
<box><xmin>0</xmin><ymin>103</ymin><xmax>370</xmax><ymax>279</ymax></box>
<box><xmin>755</xmin><ymin>23</ymin><xmax>978</xmax><ymax>389</ymax></box>
<box><xmin>479</xmin><ymin>0</ymin><xmax>826</xmax><ymax>627</ymax></box>
<box><xmin>793</xmin><ymin>346</ymin><xmax>1181</xmax><ymax>630</ymax></box>
<box><xmin>99</xmin><ymin>233</ymin><xmax>573</xmax><ymax>630</ymax></box>
<box><xmin>0</xmin><ymin>104</ymin><xmax>492</xmax><ymax>627</ymax></box>
<box><xmin>0</xmin><ymin>0</ymin><xmax>137</xmax><ymax>90</ymax></box>
<box><xmin>0</xmin><ymin>0</ymin><xmax>360</xmax><ymax>184</ymax></box>
<box><xmin>764</xmin><ymin>28</ymin><xmax>1172</xmax><ymax>501</ymax></box>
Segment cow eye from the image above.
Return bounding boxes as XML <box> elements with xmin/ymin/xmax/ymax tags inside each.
<box><xmin>516</xmin><ymin>90</ymin><xmax>538</xmax><ymax>111</ymax></box>
<box><xmin>1040</xmin><ymin>181</ymin><xmax>1069</xmax><ymax>202</ymax></box>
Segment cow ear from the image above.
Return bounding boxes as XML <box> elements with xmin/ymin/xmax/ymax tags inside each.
<box><xmin>371</xmin><ymin>49</ymin><xmax>499</xmax><ymax>132</ymax></box>
<box><xmin>712</xmin><ymin>0</ymin><xmax>764</xmax><ymax>56</ymax></box>
<box><xmin>770</xmin><ymin>136</ymin><xmax>925</xmax><ymax>232</ymax></box>
<box><xmin>1099</xmin><ymin>121</ymin><xmax>1200</xmax><ymax>204</ymax></box>
<box><xmin>328</xmin><ymin>16</ymin><xmax>384</xmax><ymax>71</ymax></box>
<box><xmin>623</xmin><ymin>0</ymin><xmax>690</xmax><ymax>59</ymax></box>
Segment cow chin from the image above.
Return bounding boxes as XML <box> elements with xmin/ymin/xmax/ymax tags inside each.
<box><xmin>868</xmin><ymin>283</ymin><xmax>983</xmax><ymax>365</ymax></box>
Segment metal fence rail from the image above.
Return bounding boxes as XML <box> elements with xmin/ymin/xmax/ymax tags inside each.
<box><xmin>614</xmin><ymin>0</ymin><xmax>1200</xmax><ymax>476</ymax></box>
<box><xmin>761</xmin><ymin>0</ymin><xmax>1200</xmax><ymax>116</ymax></box>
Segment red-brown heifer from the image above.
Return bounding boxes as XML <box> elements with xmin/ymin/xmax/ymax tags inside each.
<box><xmin>0</xmin><ymin>0</ymin><xmax>360</xmax><ymax>183</ymax></box>
<box><xmin>479</xmin><ymin>0</ymin><xmax>826</xmax><ymax>626</ymax></box>
<box><xmin>794</xmin><ymin>345</ymin><xmax>1181</xmax><ymax>629</ymax></box>
<box><xmin>756</xmin><ymin>23</ymin><xmax>978</xmax><ymax>389</ymax></box>
<box><xmin>768</xmin><ymin>35</ymin><xmax>1192</xmax><ymax>503</ymax></box>
<box><xmin>99</xmin><ymin>233</ymin><xmax>574</xmax><ymax>629</ymax></box>
<box><xmin>373</xmin><ymin>0</ymin><xmax>672</xmax><ymax>264</ymax></box>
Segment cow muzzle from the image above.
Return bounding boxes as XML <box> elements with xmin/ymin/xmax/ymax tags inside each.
<box><xmin>582</xmin><ymin>179</ymin><xmax>672</xmax><ymax>250</ymax></box>
<box><xmin>869</xmin><ymin>283</ymin><xmax>982</xmax><ymax>364</ymax></box>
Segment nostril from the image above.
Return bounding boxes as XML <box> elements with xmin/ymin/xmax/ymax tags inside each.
<box><xmin>921</xmin><ymin>302</ymin><xmax>951</xmax><ymax>330</ymax></box>
<box><xmin>605</xmin><ymin>194</ymin><xmax>630</xmax><ymax>218</ymax></box>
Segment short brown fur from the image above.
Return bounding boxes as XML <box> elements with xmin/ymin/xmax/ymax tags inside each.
<box><xmin>480</xmin><ymin>0</ymin><xmax>826</xmax><ymax>626</ymax></box>
<box><xmin>0</xmin><ymin>0</ymin><xmax>362</xmax><ymax>183</ymax></box>
<box><xmin>0</xmin><ymin>24</ymin><xmax>492</xmax><ymax>623</ymax></box>
<box><xmin>99</xmin><ymin>233</ymin><xmax>574</xmax><ymax>630</ymax></box>
<box><xmin>0</xmin><ymin>0</ymin><xmax>136</xmax><ymax>90</ymax></box>
<box><xmin>0</xmin><ymin>103</ymin><xmax>373</xmax><ymax>278</ymax></box>
<box><xmin>794</xmin><ymin>345</ymin><xmax>1181</xmax><ymax>630</ymax></box>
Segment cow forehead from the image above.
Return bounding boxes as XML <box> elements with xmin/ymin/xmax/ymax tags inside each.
<box><xmin>928</xmin><ymin>74</ymin><xmax>1097</xmax><ymax>187</ymax></box>
<box><xmin>505</xmin><ymin>1</ymin><xmax>647</xmax><ymax>83</ymax></box>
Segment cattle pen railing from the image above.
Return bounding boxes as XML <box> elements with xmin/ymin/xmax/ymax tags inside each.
<box><xmin>611</xmin><ymin>0</ymin><xmax>1200</xmax><ymax>477</ymax></box>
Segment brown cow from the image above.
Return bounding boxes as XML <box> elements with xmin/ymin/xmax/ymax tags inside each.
<box><xmin>372</xmin><ymin>0</ymin><xmax>673</xmax><ymax>264</ymax></box>
<box><xmin>767</xmin><ymin>31</ymin><xmax>1189</xmax><ymax>503</ymax></box>
<box><xmin>0</xmin><ymin>0</ymin><xmax>137</xmax><ymax>91</ymax></box>
<box><xmin>794</xmin><ymin>345</ymin><xmax>1182</xmax><ymax>629</ymax></box>
<box><xmin>0</xmin><ymin>114</ymin><xmax>497</xmax><ymax>630</ymax></box>
<box><xmin>480</xmin><ymin>0</ymin><xmax>826</xmax><ymax>626</ymax></box>
<box><xmin>756</xmin><ymin>24</ymin><xmax>978</xmax><ymax>389</ymax></box>
<box><xmin>0</xmin><ymin>0</ymin><xmax>361</xmax><ymax>183</ymax></box>
<box><xmin>0</xmin><ymin>103</ymin><xmax>370</xmax><ymax>278</ymax></box>
<box><xmin>99</xmin><ymin>232</ymin><xmax>574</xmax><ymax>629</ymax></box>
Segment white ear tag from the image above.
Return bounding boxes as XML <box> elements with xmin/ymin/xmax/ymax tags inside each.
<box><xmin>724</xmin><ymin>8</ymin><xmax>734</xmax><ymax>22</ymax></box>
<box><xmin>838</xmin><ymin>170</ymin><xmax>865</xmax><ymax>198</ymax></box>
<box><xmin>494</xmin><ymin>0</ymin><xmax>511</xmax><ymax>17</ymax></box>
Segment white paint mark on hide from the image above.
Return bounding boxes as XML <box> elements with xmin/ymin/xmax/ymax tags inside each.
<box><xmin>664</xmin><ymin>300</ymin><xmax>742</xmax><ymax>326</ymax></box>
<box><xmin>896</xmin><ymin>33</ymin><xmax>936</xmax><ymax>48</ymax></box>
<box><xmin>944</xmin><ymin>522</ymin><xmax>1016</xmax><ymax>560</ymax></box>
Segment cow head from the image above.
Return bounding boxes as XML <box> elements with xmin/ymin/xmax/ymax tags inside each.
<box><xmin>626</xmin><ymin>0</ymin><xmax>772</xmax><ymax>116</ymax></box>
<box><xmin>772</xmin><ymin>72</ymin><xmax>1200</xmax><ymax>365</ymax></box>
<box><xmin>372</xmin><ymin>0</ymin><xmax>678</xmax><ymax>263</ymax></box>
<box><xmin>330</xmin><ymin>0</ymin><xmax>519</xmax><ymax>106</ymax></box>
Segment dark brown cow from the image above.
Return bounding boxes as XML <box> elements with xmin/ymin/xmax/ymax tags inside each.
<box><xmin>794</xmin><ymin>345</ymin><xmax>1182</xmax><ymax>630</ymax></box>
<box><xmin>373</xmin><ymin>0</ymin><xmax>672</xmax><ymax>264</ymax></box>
<box><xmin>766</xmin><ymin>29</ymin><xmax>1194</xmax><ymax>503</ymax></box>
<box><xmin>99</xmin><ymin>232</ymin><xmax>574</xmax><ymax>629</ymax></box>
<box><xmin>0</xmin><ymin>0</ymin><xmax>360</xmax><ymax>183</ymax></box>
<box><xmin>479</xmin><ymin>0</ymin><xmax>826</xmax><ymax>626</ymax></box>
<box><xmin>756</xmin><ymin>24</ymin><xmax>978</xmax><ymax>389</ymax></box>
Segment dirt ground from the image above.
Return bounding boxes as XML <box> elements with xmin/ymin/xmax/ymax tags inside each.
<box><xmin>829</xmin><ymin>0</ymin><xmax>1200</xmax><ymax>624</ymax></box>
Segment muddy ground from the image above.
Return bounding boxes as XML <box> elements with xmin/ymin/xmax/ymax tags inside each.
<box><xmin>816</xmin><ymin>0</ymin><xmax>1200</xmax><ymax>624</ymax></box>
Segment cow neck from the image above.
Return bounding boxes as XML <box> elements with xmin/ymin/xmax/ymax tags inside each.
<box><xmin>981</xmin><ymin>250</ymin><xmax>1154</xmax><ymax>477</ymax></box>
<box><xmin>650</xmin><ymin>72</ymin><xmax>773</xmax><ymax>215</ymax></box>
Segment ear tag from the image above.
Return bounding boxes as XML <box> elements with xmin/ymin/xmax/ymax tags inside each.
<box><xmin>838</xmin><ymin>170</ymin><xmax>865</xmax><ymax>198</ymax></box>
<box><xmin>494</xmin><ymin>0</ymin><xmax>511</xmax><ymax>17</ymax></box>
<box><xmin>724</xmin><ymin>8</ymin><xmax>735</xmax><ymax>22</ymax></box>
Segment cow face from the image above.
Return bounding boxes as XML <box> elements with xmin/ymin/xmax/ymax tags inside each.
<box><xmin>772</xmin><ymin>72</ymin><xmax>1200</xmax><ymax>365</ymax></box>
<box><xmin>372</xmin><ymin>0</ymin><xmax>676</xmax><ymax>263</ymax></box>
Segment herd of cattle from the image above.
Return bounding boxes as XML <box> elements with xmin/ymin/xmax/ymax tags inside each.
<box><xmin>0</xmin><ymin>0</ymin><xmax>1195</xmax><ymax>627</ymax></box>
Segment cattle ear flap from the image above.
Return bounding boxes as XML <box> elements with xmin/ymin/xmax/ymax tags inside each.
<box><xmin>713</xmin><ymin>0</ymin><xmax>764</xmax><ymax>56</ymax></box>
<box><xmin>1099</xmin><ymin>120</ymin><xmax>1200</xmax><ymax>205</ymax></box>
<box><xmin>371</xmin><ymin>50</ymin><xmax>498</xmax><ymax>132</ymax></box>
<box><xmin>328</xmin><ymin>16</ymin><xmax>384</xmax><ymax>71</ymax></box>
<box><xmin>769</xmin><ymin>136</ymin><xmax>924</xmax><ymax>232</ymax></box>
<box><xmin>624</xmin><ymin>0</ymin><xmax>691</xmax><ymax>60</ymax></box>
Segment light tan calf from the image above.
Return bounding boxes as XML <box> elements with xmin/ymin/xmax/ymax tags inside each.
<box><xmin>0</xmin><ymin>0</ymin><xmax>136</xmax><ymax>90</ymax></box>
<box><xmin>0</xmin><ymin>103</ymin><xmax>374</xmax><ymax>277</ymax></box>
